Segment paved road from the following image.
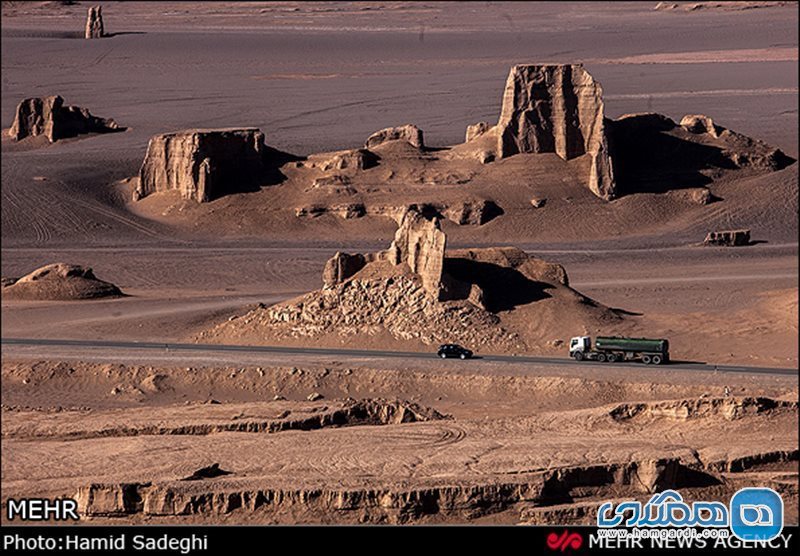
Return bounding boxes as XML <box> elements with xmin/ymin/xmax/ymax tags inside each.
<box><xmin>1</xmin><ymin>337</ymin><xmax>796</xmax><ymax>376</ymax></box>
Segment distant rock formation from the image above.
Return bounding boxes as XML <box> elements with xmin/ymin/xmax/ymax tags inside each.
<box><xmin>365</xmin><ymin>124</ymin><xmax>424</xmax><ymax>149</ymax></box>
<box><xmin>8</xmin><ymin>96</ymin><xmax>122</xmax><ymax>143</ymax></box>
<box><xmin>85</xmin><ymin>5</ymin><xmax>104</xmax><ymax>39</ymax></box>
<box><xmin>704</xmin><ymin>229</ymin><xmax>751</xmax><ymax>247</ymax></box>
<box><xmin>496</xmin><ymin>64</ymin><xmax>616</xmax><ymax>199</ymax></box>
<box><xmin>320</xmin><ymin>149</ymin><xmax>378</xmax><ymax>172</ymax></box>
<box><xmin>135</xmin><ymin>129</ymin><xmax>267</xmax><ymax>203</ymax></box>
<box><xmin>323</xmin><ymin>252</ymin><xmax>367</xmax><ymax>288</ymax></box>
<box><xmin>443</xmin><ymin>199</ymin><xmax>502</xmax><ymax>226</ymax></box>
<box><xmin>465</xmin><ymin>121</ymin><xmax>491</xmax><ymax>142</ymax></box>
<box><xmin>385</xmin><ymin>209</ymin><xmax>446</xmax><ymax>299</ymax></box>
<box><xmin>2</xmin><ymin>263</ymin><xmax>122</xmax><ymax>300</ymax></box>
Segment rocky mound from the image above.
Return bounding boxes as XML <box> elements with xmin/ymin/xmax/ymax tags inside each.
<box><xmin>2</xmin><ymin>263</ymin><xmax>123</xmax><ymax>300</ymax></box>
<box><xmin>8</xmin><ymin>95</ymin><xmax>123</xmax><ymax>143</ymax></box>
<box><xmin>365</xmin><ymin>124</ymin><xmax>424</xmax><ymax>149</ymax></box>
<box><xmin>135</xmin><ymin>128</ymin><xmax>271</xmax><ymax>203</ymax></box>
<box><xmin>200</xmin><ymin>208</ymin><xmax>624</xmax><ymax>352</ymax></box>
<box><xmin>609</xmin><ymin>112</ymin><xmax>793</xmax><ymax>195</ymax></box>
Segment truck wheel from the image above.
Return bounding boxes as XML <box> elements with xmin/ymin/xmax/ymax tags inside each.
<box><xmin>606</xmin><ymin>353</ymin><xmax>617</xmax><ymax>363</ymax></box>
<box><xmin>573</xmin><ymin>351</ymin><xmax>584</xmax><ymax>361</ymax></box>
<box><xmin>642</xmin><ymin>355</ymin><xmax>652</xmax><ymax>365</ymax></box>
<box><xmin>597</xmin><ymin>353</ymin><xmax>606</xmax><ymax>362</ymax></box>
<box><xmin>651</xmin><ymin>355</ymin><xmax>662</xmax><ymax>365</ymax></box>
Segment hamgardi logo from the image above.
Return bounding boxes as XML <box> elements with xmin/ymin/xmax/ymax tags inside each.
<box><xmin>597</xmin><ymin>487</ymin><xmax>784</xmax><ymax>542</ymax></box>
<box><xmin>730</xmin><ymin>488</ymin><xmax>784</xmax><ymax>542</ymax></box>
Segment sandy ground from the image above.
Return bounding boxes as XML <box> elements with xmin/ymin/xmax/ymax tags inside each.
<box><xmin>1</xmin><ymin>1</ymin><xmax>797</xmax><ymax>525</ymax></box>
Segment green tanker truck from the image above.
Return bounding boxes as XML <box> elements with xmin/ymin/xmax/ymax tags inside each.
<box><xmin>569</xmin><ymin>335</ymin><xmax>670</xmax><ymax>365</ymax></box>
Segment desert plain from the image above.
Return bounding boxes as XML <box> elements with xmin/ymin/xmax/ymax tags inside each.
<box><xmin>1</xmin><ymin>1</ymin><xmax>798</xmax><ymax>525</ymax></box>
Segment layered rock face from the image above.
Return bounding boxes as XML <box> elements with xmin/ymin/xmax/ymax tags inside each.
<box><xmin>386</xmin><ymin>209</ymin><xmax>446</xmax><ymax>299</ymax></box>
<box><xmin>136</xmin><ymin>129</ymin><xmax>266</xmax><ymax>203</ymax></box>
<box><xmin>85</xmin><ymin>6</ymin><xmax>104</xmax><ymax>39</ymax></box>
<box><xmin>8</xmin><ymin>96</ymin><xmax>121</xmax><ymax>142</ymax></box>
<box><xmin>365</xmin><ymin>124</ymin><xmax>424</xmax><ymax>149</ymax></box>
<box><xmin>496</xmin><ymin>64</ymin><xmax>616</xmax><ymax>199</ymax></box>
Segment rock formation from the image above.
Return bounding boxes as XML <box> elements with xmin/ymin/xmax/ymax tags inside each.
<box><xmin>465</xmin><ymin>121</ymin><xmax>491</xmax><ymax>142</ymax></box>
<box><xmin>320</xmin><ymin>149</ymin><xmax>378</xmax><ymax>172</ymax></box>
<box><xmin>496</xmin><ymin>64</ymin><xmax>616</xmax><ymax>199</ymax></box>
<box><xmin>385</xmin><ymin>209</ymin><xmax>446</xmax><ymax>299</ymax></box>
<box><xmin>609</xmin><ymin>113</ymin><xmax>794</xmax><ymax>195</ymax></box>
<box><xmin>135</xmin><ymin>129</ymin><xmax>267</xmax><ymax>202</ymax></box>
<box><xmin>365</xmin><ymin>124</ymin><xmax>424</xmax><ymax>150</ymax></box>
<box><xmin>323</xmin><ymin>252</ymin><xmax>367</xmax><ymax>287</ymax></box>
<box><xmin>8</xmin><ymin>96</ymin><xmax>121</xmax><ymax>142</ymax></box>
<box><xmin>85</xmin><ymin>5</ymin><xmax>104</xmax><ymax>39</ymax></box>
<box><xmin>2</xmin><ymin>263</ymin><xmax>122</xmax><ymax>300</ymax></box>
<box><xmin>680</xmin><ymin>114</ymin><xmax>720</xmax><ymax>138</ymax></box>
<box><xmin>201</xmin><ymin>206</ymin><xmax>624</xmax><ymax>351</ymax></box>
<box><xmin>703</xmin><ymin>229</ymin><xmax>751</xmax><ymax>247</ymax></box>
<box><xmin>443</xmin><ymin>199</ymin><xmax>502</xmax><ymax>225</ymax></box>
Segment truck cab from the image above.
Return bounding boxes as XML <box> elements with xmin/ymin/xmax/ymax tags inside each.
<box><xmin>569</xmin><ymin>336</ymin><xmax>591</xmax><ymax>357</ymax></box>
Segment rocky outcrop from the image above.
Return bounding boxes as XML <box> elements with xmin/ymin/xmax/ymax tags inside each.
<box><xmin>386</xmin><ymin>209</ymin><xmax>446</xmax><ymax>299</ymax></box>
<box><xmin>609</xmin><ymin>397</ymin><xmax>796</xmax><ymax>423</ymax></box>
<box><xmin>496</xmin><ymin>64</ymin><xmax>616</xmax><ymax>199</ymax></box>
<box><xmin>323</xmin><ymin>252</ymin><xmax>367</xmax><ymax>287</ymax></box>
<box><xmin>85</xmin><ymin>5</ymin><xmax>104</xmax><ymax>39</ymax></box>
<box><xmin>365</xmin><ymin>124</ymin><xmax>424</xmax><ymax>150</ymax></box>
<box><xmin>465</xmin><ymin>121</ymin><xmax>491</xmax><ymax>142</ymax></box>
<box><xmin>8</xmin><ymin>96</ymin><xmax>122</xmax><ymax>142</ymax></box>
<box><xmin>443</xmin><ymin>200</ymin><xmax>502</xmax><ymax>226</ymax></box>
<box><xmin>680</xmin><ymin>114</ymin><xmax>720</xmax><ymax>138</ymax></box>
<box><xmin>2</xmin><ymin>263</ymin><xmax>123</xmax><ymax>300</ymax></box>
<box><xmin>320</xmin><ymin>149</ymin><xmax>378</xmax><ymax>172</ymax></box>
<box><xmin>703</xmin><ymin>229</ymin><xmax>751</xmax><ymax>246</ymax></box>
<box><xmin>135</xmin><ymin>129</ymin><xmax>266</xmax><ymax>202</ymax></box>
<box><xmin>73</xmin><ymin>455</ymin><xmax>697</xmax><ymax>522</ymax></box>
<box><xmin>609</xmin><ymin>113</ymin><xmax>794</xmax><ymax>195</ymax></box>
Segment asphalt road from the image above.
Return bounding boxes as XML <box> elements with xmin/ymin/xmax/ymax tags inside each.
<box><xmin>1</xmin><ymin>337</ymin><xmax>797</xmax><ymax>376</ymax></box>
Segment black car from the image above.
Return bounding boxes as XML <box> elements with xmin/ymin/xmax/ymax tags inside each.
<box><xmin>437</xmin><ymin>344</ymin><xmax>473</xmax><ymax>359</ymax></box>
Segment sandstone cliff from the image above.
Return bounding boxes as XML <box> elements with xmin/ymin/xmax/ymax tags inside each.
<box><xmin>8</xmin><ymin>96</ymin><xmax>122</xmax><ymax>143</ymax></box>
<box><xmin>496</xmin><ymin>64</ymin><xmax>616</xmax><ymax>199</ymax></box>
<box><xmin>135</xmin><ymin>129</ymin><xmax>267</xmax><ymax>203</ymax></box>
